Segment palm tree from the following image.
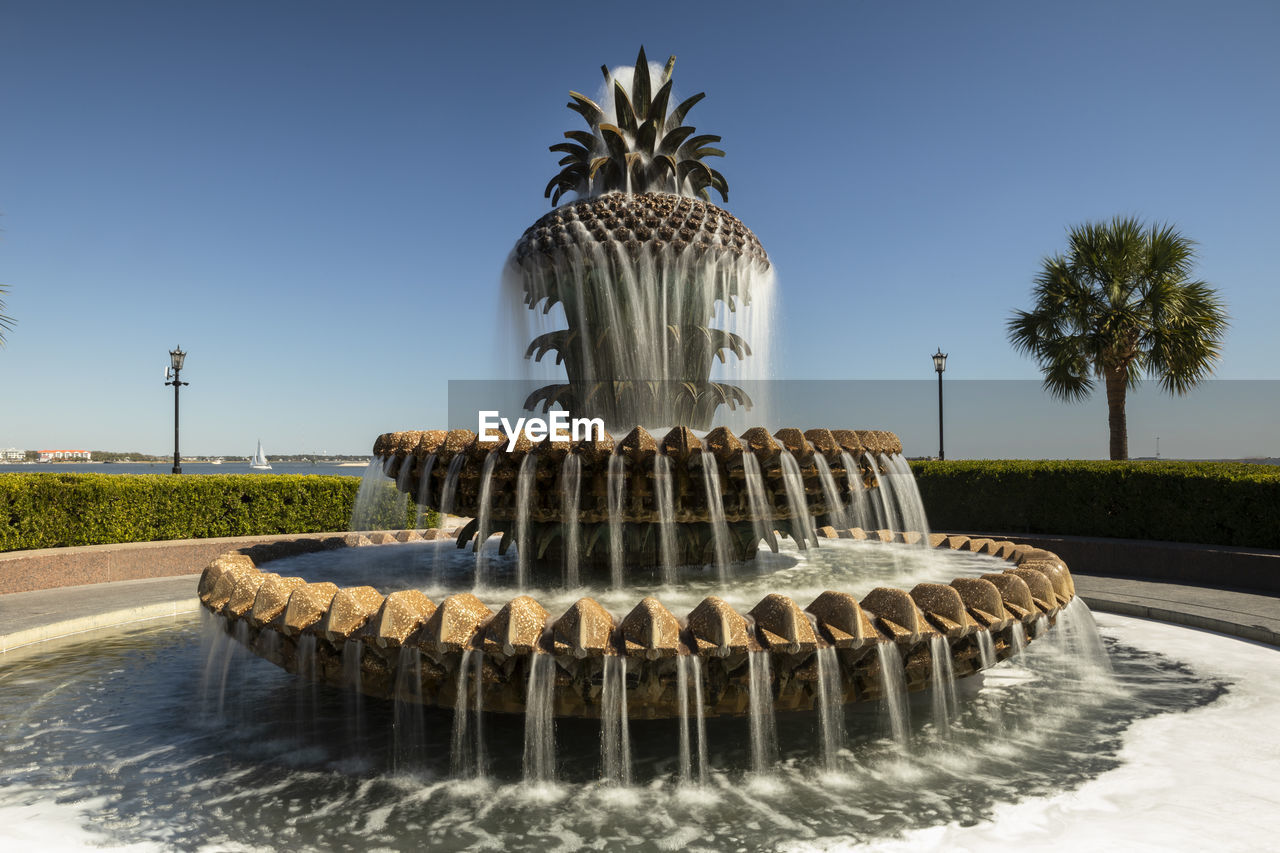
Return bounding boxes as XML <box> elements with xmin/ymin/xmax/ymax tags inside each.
<box><xmin>0</xmin><ymin>284</ymin><xmax>13</xmax><ymax>346</ymax></box>
<box><xmin>1008</xmin><ymin>216</ymin><xmax>1229</xmax><ymax>460</ymax></box>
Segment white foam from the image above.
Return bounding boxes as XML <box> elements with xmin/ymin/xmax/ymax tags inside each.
<box><xmin>0</xmin><ymin>798</ymin><xmax>165</xmax><ymax>852</ymax></box>
<box><xmin>784</xmin><ymin>613</ymin><xmax>1280</xmax><ymax>851</ymax></box>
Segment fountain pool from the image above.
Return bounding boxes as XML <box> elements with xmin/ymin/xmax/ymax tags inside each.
<box><xmin>3</xmin><ymin>602</ymin><xmax>1278</xmax><ymax>851</ymax></box>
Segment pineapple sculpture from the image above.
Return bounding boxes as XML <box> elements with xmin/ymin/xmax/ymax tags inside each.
<box><xmin>509</xmin><ymin>47</ymin><xmax>772</xmax><ymax>430</ymax></box>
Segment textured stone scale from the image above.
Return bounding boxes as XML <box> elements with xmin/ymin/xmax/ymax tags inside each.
<box><xmin>198</xmin><ymin>528</ymin><xmax>1076</xmax><ymax>718</ymax></box>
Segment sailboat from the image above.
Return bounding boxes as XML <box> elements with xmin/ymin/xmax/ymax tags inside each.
<box><xmin>248</xmin><ymin>440</ymin><xmax>272</xmax><ymax>470</ymax></box>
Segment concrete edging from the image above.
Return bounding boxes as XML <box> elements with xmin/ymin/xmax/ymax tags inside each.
<box><xmin>0</xmin><ymin>597</ymin><xmax>199</xmax><ymax>654</ymax></box>
<box><xmin>964</xmin><ymin>531</ymin><xmax>1280</xmax><ymax>594</ymax></box>
<box><xmin>0</xmin><ymin>531</ymin><xmax>374</xmax><ymax>595</ymax></box>
<box><xmin>1079</xmin><ymin>594</ymin><xmax>1279</xmax><ymax>647</ymax></box>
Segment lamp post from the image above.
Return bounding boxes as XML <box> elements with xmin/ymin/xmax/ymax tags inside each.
<box><xmin>165</xmin><ymin>347</ymin><xmax>188</xmax><ymax>474</ymax></box>
<box><xmin>932</xmin><ymin>348</ymin><xmax>948</xmax><ymax>460</ymax></box>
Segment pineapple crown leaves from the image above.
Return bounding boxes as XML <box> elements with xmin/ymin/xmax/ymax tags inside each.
<box><xmin>544</xmin><ymin>47</ymin><xmax>729</xmax><ymax>207</ymax></box>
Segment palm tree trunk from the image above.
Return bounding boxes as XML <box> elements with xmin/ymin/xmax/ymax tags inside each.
<box><xmin>1105</xmin><ymin>369</ymin><xmax>1128</xmax><ymax>460</ymax></box>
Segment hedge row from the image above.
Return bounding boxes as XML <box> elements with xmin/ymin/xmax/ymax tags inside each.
<box><xmin>908</xmin><ymin>460</ymin><xmax>1280</xmax><ymax>549</ymax></box>
<box><xmin>0</xmin><ymin>473</ymin><xmax>431</xmax><ymax>552</ymax></box>
<box><xmin>5</xmin><ymin>464</ymin><xmax>1274</xmax><ymax>553</ymax></box>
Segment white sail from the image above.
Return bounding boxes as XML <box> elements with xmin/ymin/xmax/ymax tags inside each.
<box><xmin>249</xmin><ymin>440</ymin><xmax>272</xmax><ymax>470</ymax></box>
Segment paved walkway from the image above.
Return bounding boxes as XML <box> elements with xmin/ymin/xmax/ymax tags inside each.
<box><xmin>1075</xmin><ymin>574</ymin><xmax>1279</xmax><ymax>646</ymax></box>
<box><xmin>0</xmin><ymin>575</ymin><xmax>198</xmax><ymax>653</ymax></box>
<box><xmin>1</xmin><ymin>568</ymin><xmax>1276</xmax><ymax>654</ymax></box>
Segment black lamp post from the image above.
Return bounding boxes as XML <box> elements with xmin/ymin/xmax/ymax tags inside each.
<box><xmin>932</xmin><ymin>347</ymin><xmax>948</xmax><ymax>460</ymax></box>
<box><xmin>165</xmin><ymin>347</ymin><xmax>188</xmax><ymax>474</ymax></box>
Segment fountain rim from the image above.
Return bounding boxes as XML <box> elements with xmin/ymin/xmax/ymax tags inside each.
<box><xmin>198</xmin><ymin>528</ymin><xmax>1076</xmax><ymax>717</ymax></box>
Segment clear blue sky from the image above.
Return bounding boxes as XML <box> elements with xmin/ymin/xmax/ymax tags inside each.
<box><xmin>2</xmin><ymin>1</ymin><xmax>1277</xmax><ymax>458</ymax></box>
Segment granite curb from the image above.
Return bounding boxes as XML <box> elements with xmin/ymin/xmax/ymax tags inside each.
<box><xmin>962</xmin><ymin>531</ymin><xmax>1280</xmax><ymax>594</ymax></box>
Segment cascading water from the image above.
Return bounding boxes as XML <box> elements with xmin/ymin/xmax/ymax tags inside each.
<box><xmin>600</xmin><ymin>655</ymin><xmax>632</xmax><ymax>785</ymax></box>
<box><xmin>868</xmin><ymin>457</ymin><xmax>900</xmax><ymax>534</ymax></box>
<box><xmin>473</xmin><ymin>451</ymin><xmax>499</xmax><ymax>585</ymax></box>
<box><xmin>741</xmin><ymin>451</ymin><xmax>778</xmax><ymax>553</ymax></box>
<box><xmin>779</xmin><ymin>450</ymin><xmax>817</xmax><ymax>548</ymax></box>
<box><xmin>698</xmin><ymin>447</ymin><xmax>732</xmax><ymax>581</ymax></box>
<box><xmin>515</xmin><ymin>452</ymin><xmax>536</xmax><ymax>589</ymax></box>
<box><xmin>438</xmin><ymin>454</ymin><xmax>466</xmax><ymax>527</ymax></box>
<box><xmin>876</xmin><ymin>642</ymin><xmax>910</xmax><ymax>744</ymax></box>
<box><xmin>928</xmin><ymin>634</ymin><xmax>958</xmax><ymax>735</ymax></box>
<box><xmin>433</xmin><ymin>454</ymin><xmax>468</xmax><ymax>579</ymax></box>
<box><xmin>197</xmin><ymin>613</ymin><xmax>231</xmax><ymax>720</ymax></box>
<box><xmin>450</xmin><ymin>648</ymin><xmax>485</xmax><ymax>778</ymax></box>
<box><xmin>413</xmin><ymin>453</ymin><xmax>437</xmax><ymax>529</ymax></box>
<box><xmin>840</xmin><ymin>451</ymin><xmax>874</xmax><ymax>530</ymax></box>
<box><xmin>506</xmin><ymin>242</ymin><xmax>776</xmax><ymax>433</ymax></box>
<box><xmin>295</xmin><ymin>633</ymin><xmax>319</xmax><ymax>736</ymax></box>
<box><xmin>1052</xmin><ymin>598</ymin><xmax>1115</xmax><ymax>681</ymax></box>
<box><xmin>813</xmin><ymin>455</ymin><xmax>849</xmax><ymax>530</ymax></box>
<box><xmin>747</xmin><ymin>648</ymin><xmax>779</xmax><ymax>771</ymax></box>
<box><xmin>393</xmin><ymin>645</ymin><xmax>426</xmax><ymax>770</ymax></box>
<box><xmin>343</xmin><ymin>639</ymin><xmax>365</xmax><ymax>748</ymax></box>
<box><xmin>217</xmin><ymin>620</ymin><xmax>249</xmax><ymax>718</ymax></box>
<box><xmin>653</xmin><ymin>454</ymin><xmax>678</xmax><ymax>583</ymax></box>
<box><xmin>675</xmin><ymin>653</ymin><xmax>710</xmax><ymax>784</ymax></box>
<box><xmin>887</xmin><ymin>454</ymin><xmax>930</xmax><ymax>541</ymax></box>
<box><xmin>559</xmin><ymin>454</ymin><xmax>582</xmax><ymax>587</ymax></box>
<box><xmin>976</xmin><ymin>629</ymin><xmax>997</xmax><ymax>670</ymax></box>
<box><xmin>522</xmin><ymin>652</ymin><xmax>557</xmax><ymax>783</ymax></box>
<box><xmin>1011</xmin><ymin>622</ymin><xmax>1029</xmax><ymax>654</ymax></box>
<box><xmin>607</xmin><ymin>454</ymin><xmax>625</xmax><ymax>588</ymax></box>
<box><xmin>350</xmin><ymin>459</ymin><xmax>394</xmax><ymax>530</ymax></box>
<box><xmin>395</xmin><ymin>457</ymin><xmax>415</xmax><ymax>500</ymax></box>
<box><xmin>814</xmin><ymin>644</ymin><xmax>846</xmax><ymax>768</ymax></box>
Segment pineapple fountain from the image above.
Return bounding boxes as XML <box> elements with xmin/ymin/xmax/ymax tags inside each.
<box><xmin>198</xmin><ymin>49</ymin><xmax>1082</xmax><ymax>782</ymax></box>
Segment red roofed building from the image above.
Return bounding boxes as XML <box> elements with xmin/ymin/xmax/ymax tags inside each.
<box><xmin>38</xmin><ymin>450</ymin><xmax>91</xmax><ymax>462</ymax></box>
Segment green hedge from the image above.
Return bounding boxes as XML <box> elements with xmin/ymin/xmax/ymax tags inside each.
<box><xmin>0</xmin><ymin>473</ymin><xmax>428</xmax><ymax>552</ymax></box>
<box><xmin>909</xmin><ymin>460</ymin><xmax>1280</xmax><ymax>549</ymax></box>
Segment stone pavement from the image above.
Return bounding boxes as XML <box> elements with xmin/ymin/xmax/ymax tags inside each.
<box><xmin>1075</xmin><ymin>574</ymin><xmax>1280</xmax><ymax>647</ymax></box>
<box><xmin>0</xmin><ymin>574</ymin><xmax>198</xmax><ymax>653</ymax></box>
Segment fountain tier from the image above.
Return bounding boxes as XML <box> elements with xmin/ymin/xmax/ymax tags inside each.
<box><xmin>373</xmin><ymin>425</ymin><xmax>904</xmax><ymax>568</ymax></box>
<box><xmin>198</xmin><ymin>530</ymin><xmax>1075</xmax><ymax>719</ymax></box>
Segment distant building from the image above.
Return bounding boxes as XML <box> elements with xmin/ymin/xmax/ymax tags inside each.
<box><xmin>38</xmin><ymin>449</ymin><xmax>91</xmax><ymax>462</ymax></box>
<box><xmin>1</xmin><ymin>448</ymin><xmax>25</xmax><ymax>462</ymax></box>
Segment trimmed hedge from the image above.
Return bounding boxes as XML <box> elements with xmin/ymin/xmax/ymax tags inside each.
<box><xmin>6</xmin><ymin>465</ymin><xmax>1274</xmax><ymax>552</ymax></box>
<box><xmin>909</xmin><ymin>460</ymin><xmax>1280</xmax><ymax>549</ymax></box>
<box><xmin>0</xmin><ymin>473</ymin><xmax>429</xmax><ymax>552</ymax></box>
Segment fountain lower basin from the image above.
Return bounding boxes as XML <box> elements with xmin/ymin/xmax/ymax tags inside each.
<box><xmin>5</xmin><ymin>602</ymin><xmax>1271</xmax><ymax>851</ymax></box>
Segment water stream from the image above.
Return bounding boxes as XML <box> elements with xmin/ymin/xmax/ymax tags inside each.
<box><xmin>741</xmin><ymin>451</ymin><xmax>778</xmax><ymax>553</ymax></box>
<box><xmin>607</xmin><ymin>453</ymin><xmax>626</xmax><ymax>588</ymax></box>
<box><xmin>876</xmin><ymin>641</ymin><xmax>910</xmax><ymax>745</ymax></box>
<box><xmin>515</xmin><ymin>452</ymin><xmax>537</xmax><ymax>589</ymax></box>
<box><xmin>559</xmin><ymin>454</ymin><xmax>582</xmax><ymax>587</ymax></box>
<box><xmin>747</xmin><ymin>648</ymin><xmax>779</xmax><ymax>772</ymax></box>
<box><xmin>813</xmin><ymin>455</ymin><xmax>848</xmax><ymax>530</ymax></box>
<box><xmin>814</xmin><ymin>644</ymin><xmax>846</xmax><ymax>768</ymax></box>
<box><xmin>601</xmin><ymin>655</ymin><xmax>632</xmax><ymax>785</ymax></box>
<box><xmin>522</xmin><ymin>652</ymin><xmax>557</xmax><ymax>782</ymax></box>
<box><xmin>474</xmin><ymin>451</ymin><xmax>499</xmax><ymax>585</ymax></box>
<box><xmin>699</xmin><ymin>448</ymin><xmax>732</xmax><ymax>582</ymax></box>
<box><xmin>778</xmin><ymin>450</ymin><xmax>817</xmax><ymax>549</ymax></box>
<box><xmin>653</xmin><ymin>454</ymin><xmax>678</xmax><ymax>584</ymax></box>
